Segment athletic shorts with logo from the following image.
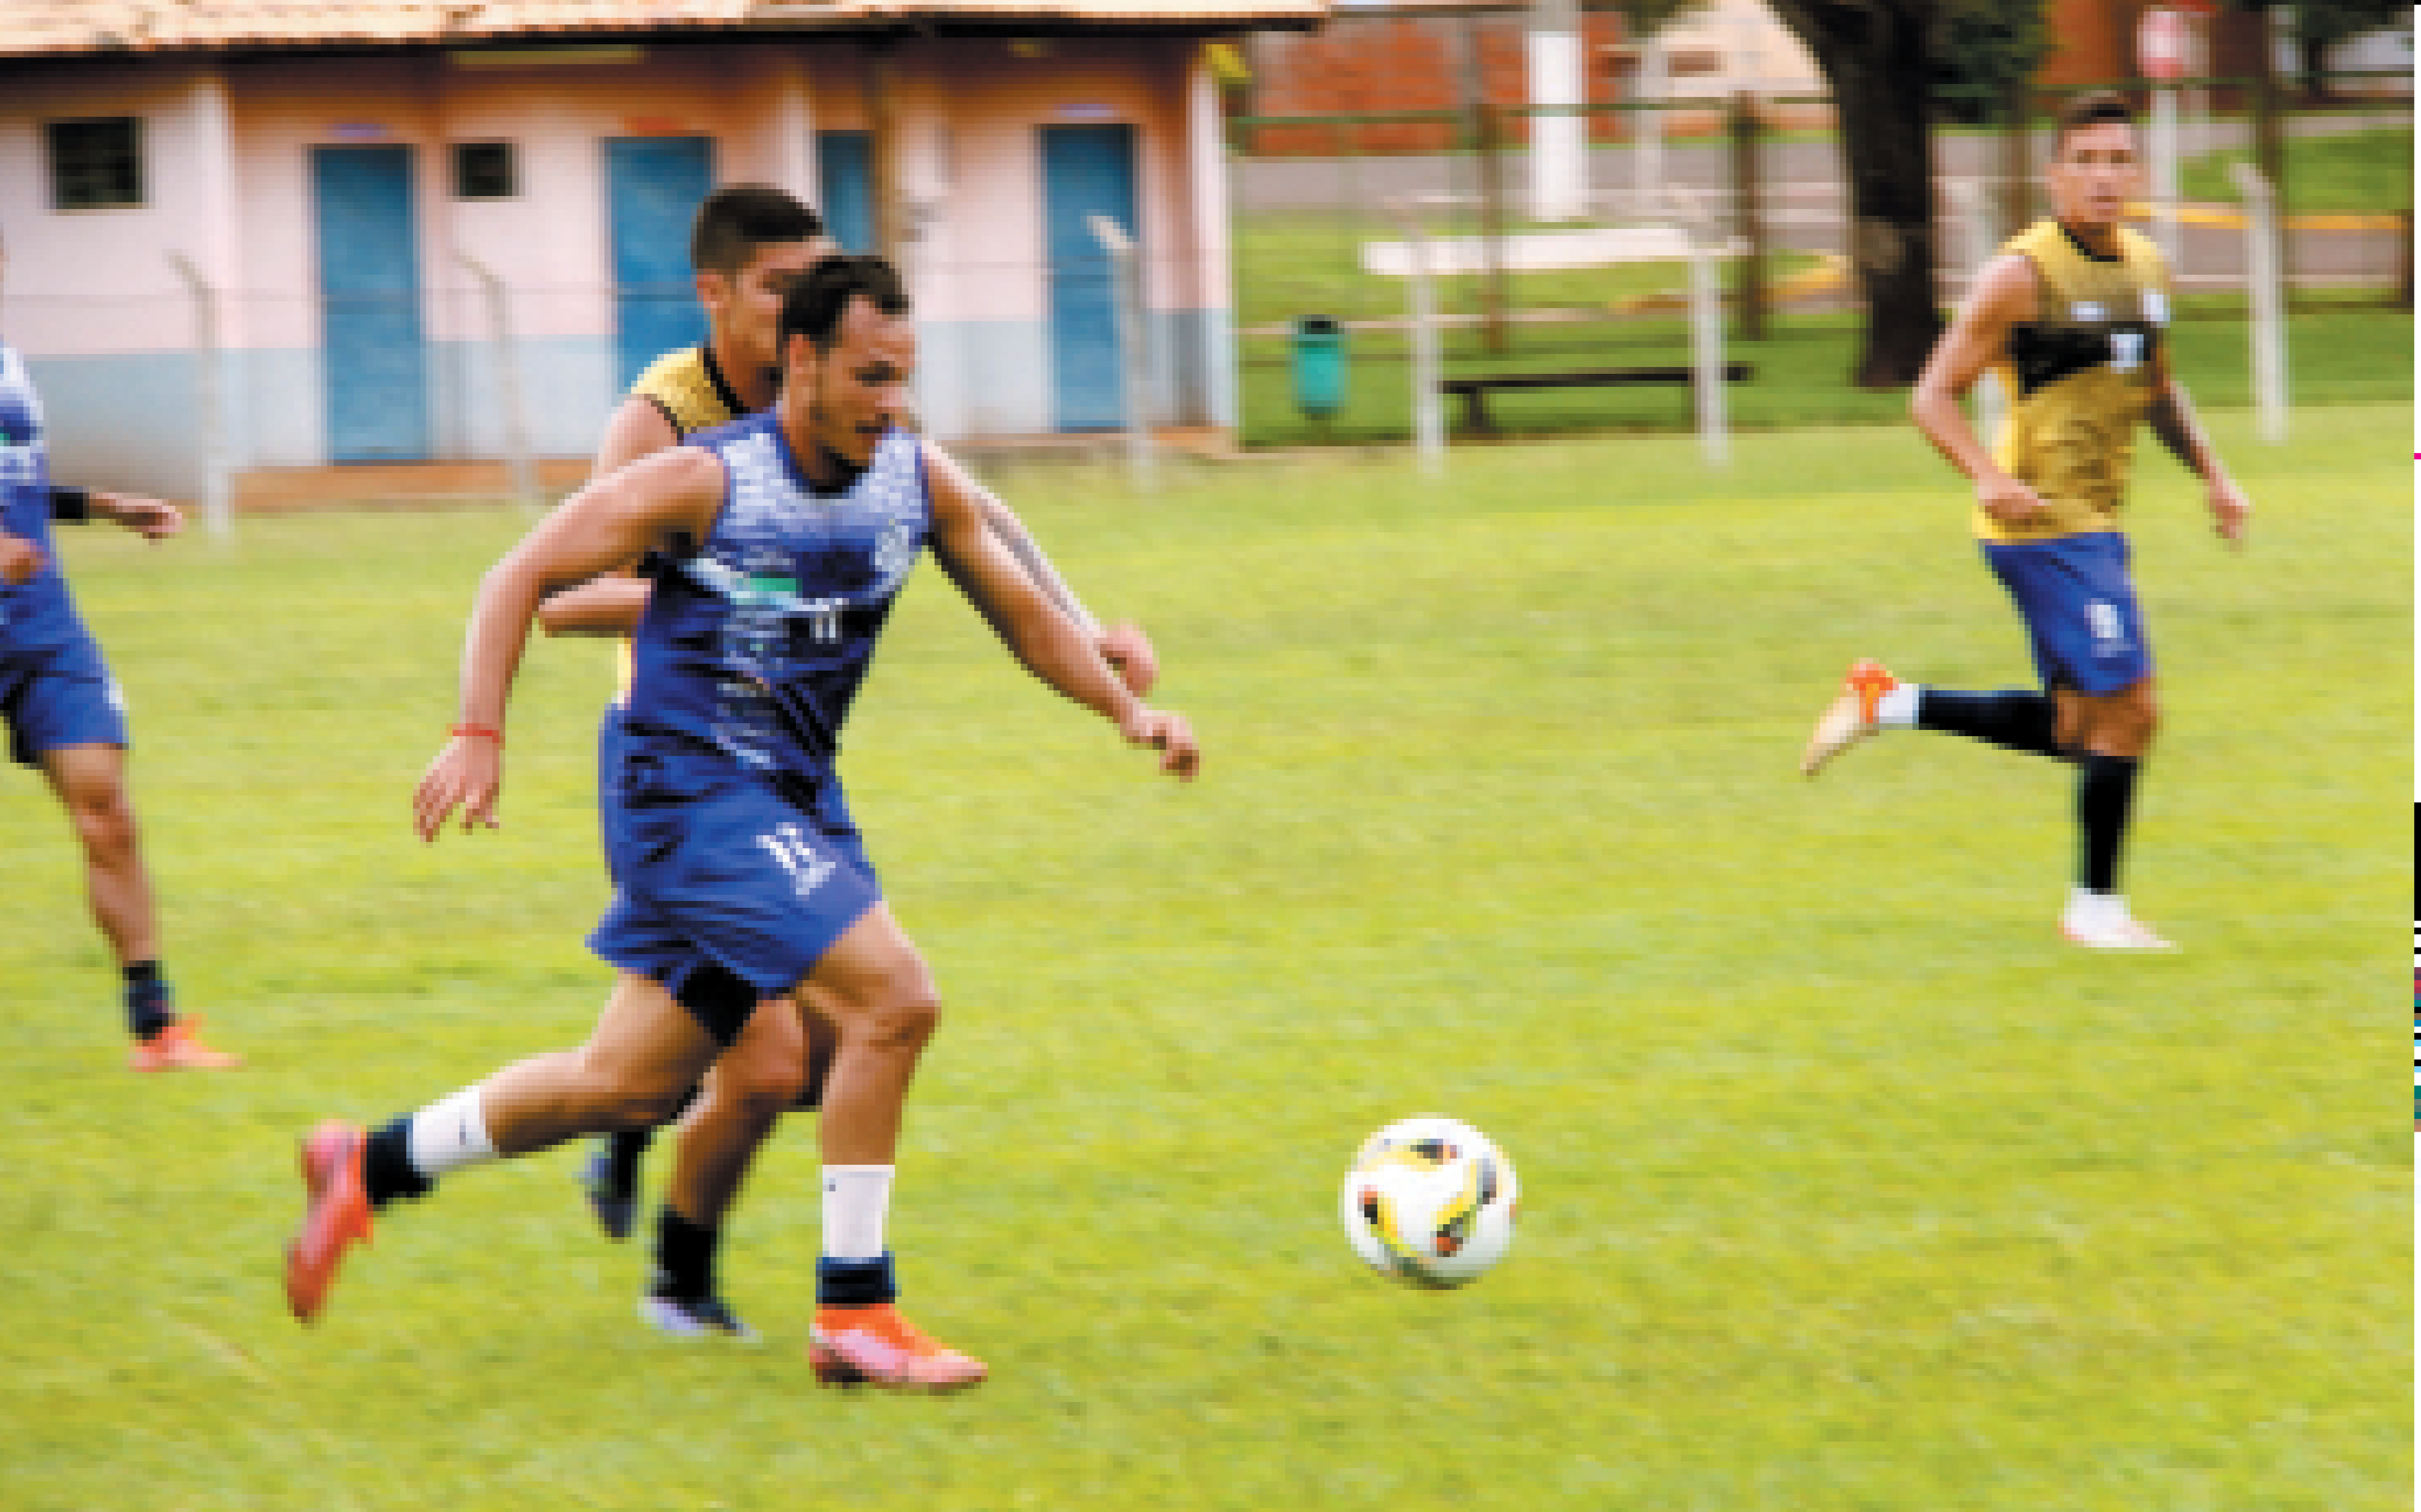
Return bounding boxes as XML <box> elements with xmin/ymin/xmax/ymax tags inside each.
<box><xmin>0</xmin><ymin>636</ymin><xmax>126</xmax><ymax>766</ymax></box>
<box><xmin>589</xmin><ymin>721</ymin><xmax>881</xmax><ymax>1045</ymax></box>
<box><xmin>1981</xmin><ymin>530</ymin><xmax>2152</xmax><ymax>697</ymax></box>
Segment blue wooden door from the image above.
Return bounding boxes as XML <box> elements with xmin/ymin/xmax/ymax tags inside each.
<box><xmin>1040</xmin><ymin>125</ymin><xmax>1139</xmax><ymax>432</ymax></box>
<box><xmin>312</xmin><ymin>146</ymin><xmax>430</xmax><ymax>462</ymax></box>
<box><xmin>815</xmin><ymin>131</ymin><xmax>875</xmax><ymax>253</ymax></box>
<box><xmin>606</xmin><ymin>136</ymin><xmax>714</xmax><ymax>390</ymax></box>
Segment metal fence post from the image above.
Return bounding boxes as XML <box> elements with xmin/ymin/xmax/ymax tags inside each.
<box><xmin>1089</xmin><ymin>215</ymin><xmax>1156</xmax><ymax>490</ymax></box>
<box><xmin>2229</xmin><ymin>161</ymin><xmax>2289</xmax><ymax>443</ymax></box>
<box><xmin>459</xmin><ymin>252</ymin><xmax>540</xmax><ymax>513</ymax></box>
<box><xmin>165</xmin><ymin>252</ymin><xmax>232</xmax><ymax>538</ymax></box>
<box><xmin>1728</xmin><ymin>90</ymin><xmax>1765</xmax><ymax>342</ymax></box>
<box><xmin>1388</xmin><ymin>198</ymin><xmax>1446</xmax><ymax>477</ymax></box>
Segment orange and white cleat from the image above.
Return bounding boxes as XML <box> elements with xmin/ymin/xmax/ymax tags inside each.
<box><xmin>129</xmin><ymin>1017</ymin><xmax>243</xmax><ymax>1071</ymax></box>
<box><xmin>1800</xmin><ymin>659</ymin><xmax>1900</xmax><ymax>778</ymax></box>
<box><xmin>809</xmin><ymin>1303</ymin><xmax>987</xmax><ymax>1392</ymax></box>
<box><xmin>285</xmin><ymin>1121</ymin><xmax>374</xmax><ymax>1323</ymax></box>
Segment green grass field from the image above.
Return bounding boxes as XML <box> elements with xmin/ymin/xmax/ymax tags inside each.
<box><xmin>1</xmin><ymin>403</ymin><xmax>2404</xmax><ymax>1509</ymax></box>
<box><xmin>2181</xmin><ymin>125</ymin><xmax>2414</xmax><ymax>212</ymax></box>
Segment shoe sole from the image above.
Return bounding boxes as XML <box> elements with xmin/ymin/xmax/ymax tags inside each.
<box><xmin>285</xmin><ymin>1123</ymin><xmax>371</xmax><ymax>1323</ymax></box>
<box><xmin>807</xmin><ymin>1340</ymin><xmax>986</xmax><ymax>1392</ymax></box>
<box><xmin>2060</xmin><ymin>925</ymin><xmax>2178</xmax><ymax>951</ymax></box>
<box><xmin>638</xmin><ymin>1296</ymin><xmax>759</xmax><ymax>1342</ymax></box>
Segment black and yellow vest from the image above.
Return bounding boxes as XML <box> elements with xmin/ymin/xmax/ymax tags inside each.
<box><xmin>1978</xmin><ymin>219</ymin><xmax>2171</xmax><ymax>543</ymax></box>
<box><xmin>615</xmin><ymin>346</ymin><xmax>752</xmax><ymax>696</ymax></box>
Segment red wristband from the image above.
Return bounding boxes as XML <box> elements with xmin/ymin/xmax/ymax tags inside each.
<box><xmin>449</xmin><ymin>723</ymin><xmax>503</xmax><ymax>742</ymax></box>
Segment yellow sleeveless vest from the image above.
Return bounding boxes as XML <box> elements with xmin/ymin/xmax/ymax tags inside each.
<box><xmin>1977</xmin><ymin>220</ymin><xmax>2171</xmax><ymax>543</ymax></box>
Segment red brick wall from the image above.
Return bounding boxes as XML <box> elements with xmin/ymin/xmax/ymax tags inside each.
<box><xmin>1241</xmin><ymin>13</ymin><xmax>1640</xmax><ymax>155</ymax></box>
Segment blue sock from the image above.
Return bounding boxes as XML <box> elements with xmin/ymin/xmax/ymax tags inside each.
<box><xmin>123</xmin><ymin>960</ymin><xmax>174</xmax><ymax>1040</ymax></box>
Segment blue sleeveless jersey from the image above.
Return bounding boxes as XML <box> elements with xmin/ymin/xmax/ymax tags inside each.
<box><xmin>0</xmin><ymin>344</ymin><xmax>92</xmax><ymax>657</ymax></box>
<box><xmin>621</xmin><ymin>414</ymin><xmax>929</xmax><ymax>777</ymax></box>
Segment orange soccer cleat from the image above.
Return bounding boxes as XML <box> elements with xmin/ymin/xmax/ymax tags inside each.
<box><xmin>128</xmin><ymin>1017</ymin><xmax>243</xmax><ymax>1071</ymax></box>
<box><xmin>285</xmin><ymin>1121</ymin><xmax>374</xmax><ymax>1323</ymax></box>
<box><xmin>1799</xmin><ymin>659</ymin><xmax>1900</xmax><ymax>778</ymax></box>
<box><xmin>808</xmin><ymin>1303</ymin><xmax>987</xmax><ymax>1392</ymax></box>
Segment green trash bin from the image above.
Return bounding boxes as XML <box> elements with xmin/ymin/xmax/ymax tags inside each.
<box><xmin>1291</xmin><ymin>316</ymin><xmax>1348</xmax><ymax>418</ymax></box>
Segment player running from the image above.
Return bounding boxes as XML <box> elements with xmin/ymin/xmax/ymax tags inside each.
<box><xmin>541</xmin><ymin>185</ymin><xmax>1159</xmax><ymax>1338</ymax></box>
<box><xmin>1</xmin><ymin>230</ymin><xmax>240</xmax><ymax>1070</ymax></box>
<box><xmin>1799</xmin><ymin>91</ymin><xmax>2251</xmax><ymax>950</ymax></box>
<box><xmin>286</xmin><ymin>255</ymin><xmax>1198</xmax><ymax>1393</ymax></box>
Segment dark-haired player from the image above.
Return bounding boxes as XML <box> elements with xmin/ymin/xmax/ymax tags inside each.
<box><xmin>540</xmin><ymin>186</ymin><xmax>1160</xmax><ymax>1340</ymax></box>
<box><xmin>286</xmin><ymin>255</ymin><xmax>1200</xmax><ymax>1392</ymax></box>
<box><xmin>1</xmin><ymin>231</ymin><xmax>238</xmax><ymax>1069</ymax></box>
<box><xmin>1800</xmin><ymin>91</ymin><xmax>2250</xmax><ymax>950</ymax></box>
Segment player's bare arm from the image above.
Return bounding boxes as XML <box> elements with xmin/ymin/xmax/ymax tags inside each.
<box><xmin>2145</xmin><ymin>351</ymin><xmax>2251</xmax><ymax>546</ymax></box>
<box><xmin>1910</xmin><ymin>253</ymin><xmax>2051</xmax><ymax>529</ymax></box>
<box><xmin>920</xmin><ymin>442</ymin><xmax>1160</xmax><ymax>696</ymax></box>
<box><xmin>85</xmin><ymin>491</ymin><xmax>185</xmax><ymax>539</ymax></box>
<box><xmin>414</xmin><ymin>448</ymin><xmax>728</xmax><ymax>839</ymax></box>
<box><xmin>0</xmin><ymin>530</ymin><xmax>41</xmax><ymax>584</ymax></box>
<box><xmin>537</xmin><ymin>396</ymin><xmax>685</xmax><ymax>637</ymax></box>
<box><xmin>924</xmin><ymin>449</ymin><xmax>1197</xmax><ymax>780</ymax></box>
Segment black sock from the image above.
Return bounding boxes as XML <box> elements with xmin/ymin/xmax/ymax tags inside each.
<box><xmin>2076</xmin><ymin>753</ymin><xmax>2141</xmax><ymax>894</ymax></box>
<box><xmin>362</xmin><ymin>1116</ymin><xmax>434</xmax><ymax>1210</ymax></box>
<box><xmin>815</xmin><ymin>1251</ymin><xmax>898</xmax><ymax>1308</ymax></box>
<box><xmin>606</xmin><ymin>1126</ymin><xmax>656</xmax><ymax>1183</ymax></box>
<box><xmin>123</xmin><ymin>960</ymin><xmax>175</xmax><ymax>1040</ymax></box>
<box><xmin>651</xmin><ymin>1207</ymin><xmax>722</xmax><ymax>1300</ymax></box>
<box><xmin>1915</xmin><ymin>689</ymin><xmax>2064</xmax><ymax>758</ymax></box>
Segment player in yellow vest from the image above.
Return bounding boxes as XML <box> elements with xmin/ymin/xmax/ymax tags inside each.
<box><xmin>537</xmin><ymin>186</ymin><xmax>1158</xmax><ymax>1337</ymax></box>
<box><xmin>1799</xmin><ymin>91</ymin><xmax>2251</xmax><ymax>950</ymax></box>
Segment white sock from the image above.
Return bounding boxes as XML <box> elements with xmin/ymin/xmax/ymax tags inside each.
<box><xmin>2065</xmin><ymin>886</ymin><xmax>2123</xmax><ymax>924</ymax></box>
<box><xmin>407</xmin><ymin>1084</ymin><xmax>498</xmax><ymax>1180</ymax></box>
<box><xmin>822</xmin><ymin>1165</ymin><xmax>895</xmax><ymax>1260</ymax></box>
<box><xmin>1874</xmin><ymin>682</ymin><xmax>1921</xmax><ymax>729</ymax></box>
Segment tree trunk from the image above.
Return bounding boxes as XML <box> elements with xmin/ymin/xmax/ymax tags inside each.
<box><xmin>1767</xmin><ymin>2</ymin><xmax>1946</xmax><ymax>389</ymax></box>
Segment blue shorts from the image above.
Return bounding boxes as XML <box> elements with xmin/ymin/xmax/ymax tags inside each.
<box><xmin>0</xmin><ymin>637</ymin><xmax>126</xmax><ymax>767</ymax></box>
<box><xmin>588</xmin><ymin>725</ymin><xmax>881</xmax><ymax>1046</ymax></box>
<box><xmin>1981</xmin><ymin>532</ymin><xmax>2153</xmax><ymax>697</ymax></box>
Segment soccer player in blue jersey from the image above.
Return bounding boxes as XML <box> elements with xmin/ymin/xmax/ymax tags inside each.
<box><xmin>1</xmin><ymin>233</ymin><xmax>239</xmax><ymax>1070</ymax></box>
<box><xmin>1799</xmin><ymin>93</ymin><xmax>2252</xmax><ymax>949</ymax></box>
<box><xmin>285</xmin><ymin>255</ymin><xmax>1198</xmax><ymax>1390</ymax></box>
<box><xmin>538</xmin><ymin>185</ymin><xmax>1162</xmax><ymax>1340</ymax></box>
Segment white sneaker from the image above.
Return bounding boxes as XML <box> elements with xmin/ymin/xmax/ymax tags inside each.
<box><xmin>2059</xmin><ymin>896</ymin><xmax>2177</xmax><ymax>951</ymax></box>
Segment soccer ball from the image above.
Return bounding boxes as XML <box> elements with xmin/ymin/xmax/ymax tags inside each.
<box><xmin>1339</xmin><ymin>1116</ymin><xmax>1518</xmax><ymax>1289</ymax></box>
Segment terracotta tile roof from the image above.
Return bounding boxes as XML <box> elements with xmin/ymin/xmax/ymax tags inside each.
<box><xmin>0</xmin><ymin>0</ymin><xmax>1324</xmax><ymax>57</ymax></box>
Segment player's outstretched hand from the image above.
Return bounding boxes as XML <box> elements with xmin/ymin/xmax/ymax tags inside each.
<box><xmin>2208</xmin><ymin>480</ymin><xmax>2252</xmax><ymax>549</ymax></box>
<box><xmin>413</xmin><ymin>734</ymin><xmax>505</xmax><ymax>841</ymax></box>
<box><xmin>1100</xmin><ymin>621</ymin><xmax>1160</xmax><ymax>697</ymax></box>
<box><xmin>1120</xmin><ymin>706</ymin><xmax>1199</xmax><ymax>781</ymax></box>
<box><xmin>100</xmin><ymin>494</ymin><xmax>185</xmax><ymax>539</ymax></box>
<box><xmin>0</xmin><ymin>532</ymin><xmax>44</xmax><ymax>585</ymax></box>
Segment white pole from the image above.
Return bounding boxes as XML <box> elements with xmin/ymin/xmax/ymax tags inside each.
<box><xmin>2229</xmin><ymin>160</ymin><xmax>2289</xmax><ymax>442</ymax></box>
<box><xmin>165</xmin><ymin>252</ymin><xmax>232</xmax><ymax>538</ymax></box>
<box><xmin>1687</xmin><ymin>230</ymin><xmax>1727</xmax><ymax>466</ymax></box>
<box><xmin>1947</xmin><ymin>178</ymin><xmax>2007</xmax><ymax>447</ymax></box>
<box><xmin>1633</xmin><ymin>32</ymin><xmax>1666</xmax><ymax>221</ymax></box>
<box><xmin>1391</xmin><ymin>200</ymin><xmax>1446</xmax><ymax>476</ymax></box>
<box><xmin>1090</xmin><ymin>214</ymin><xmax>1157</xmax><ymax>490</ymax></box>
<box><xmin>459</xmin><ymin>252</ymin><xmax>540</xmax><ymax>513</ymax></box>
<box><xmin>2149</xmin><ymin>80</ymin><xmax>2182</xmax><ymax>268</ymax></box>
<box><xmin>1526</xmin><ymin>0</ymin><xmax>1588</xmax><ymax>222</ymax></box>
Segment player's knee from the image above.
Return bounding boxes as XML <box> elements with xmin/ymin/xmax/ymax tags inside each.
<box><xmin>717</xmin><ymin>1043</ymin><xmax>809</xmax><ymax>1118</ymax></box>
<box><xmin>64</xmin><ymin>790</ymin><xmax>137</xmax><ymax>856</ymax></box>
<box><xmin>831</xmin><ymin>982</ymin><xmax>941</xmax><ymax>1053</ymax></box>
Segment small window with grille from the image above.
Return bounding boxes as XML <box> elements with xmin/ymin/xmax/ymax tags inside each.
<box><xmin>45</xmin><ymin>117</ymin><xmax>144</xmax><ymax>209</ymax></box>
<box><xmin>453</xmin><ymin>141</ymin><xmax>518</xmax><ymax>200</ymax></box>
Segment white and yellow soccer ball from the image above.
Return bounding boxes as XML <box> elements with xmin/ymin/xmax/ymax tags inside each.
<box><xmin>1339</xmin><ymin>1116</ymin><xmax>1518</xmax><ymax>1289</ymax></box>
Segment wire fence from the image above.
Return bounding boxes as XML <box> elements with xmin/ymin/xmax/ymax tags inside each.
<box><xmin>1227</xmin><ymin>72</ymin><xmax>2411</xmax><ymax>445</ymax></box>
